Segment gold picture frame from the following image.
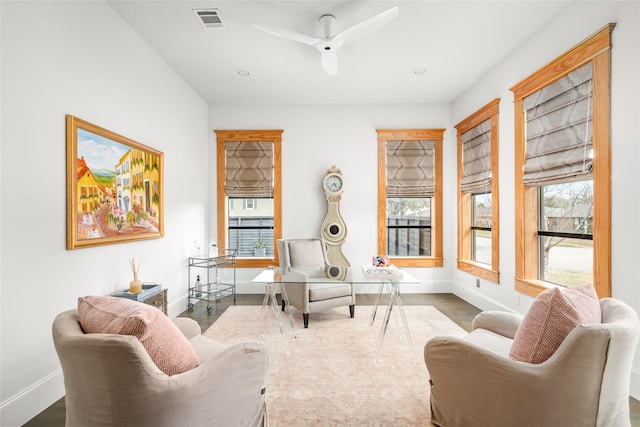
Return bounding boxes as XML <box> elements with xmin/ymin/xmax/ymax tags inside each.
<box><xmin>66</xmin><ymin>115</ymin><xmax>164</xmax><ymax>249</ymax></box>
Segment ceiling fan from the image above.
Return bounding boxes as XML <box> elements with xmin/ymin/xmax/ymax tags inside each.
<box><xmin>252</xmin><ymin>6</ymin><xmax>399</xmax><ymax>76</ymax></box>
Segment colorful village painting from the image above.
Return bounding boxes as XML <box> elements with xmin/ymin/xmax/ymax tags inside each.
<box><xmin>67</xmin><ymin>116</ymin><xmax>163</xmax><ymax>249</ymax></box>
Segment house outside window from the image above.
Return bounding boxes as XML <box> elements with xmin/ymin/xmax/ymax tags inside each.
<box><xmin>377</xmin><ymin>129</ymin><xmax>444</xmax><ymax>267</ymax></box>
<box><xmin>510</xmin><ymin>24</ymin><xmax>613</xmax><ymax>298</ymax></box>
<box><xmin>215</xmin><ymin>130</ymin><xmax>282</xmax><ymax>268</ymax></box>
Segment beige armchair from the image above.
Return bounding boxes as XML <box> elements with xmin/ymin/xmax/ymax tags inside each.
<box><xmin>52</xmin><ymin>309</ymin><xmax>268</xmax><ymax>427</ymax></box>
<box><xmin>277</xmin><ymin>238</ymin><xmax>355</xmax><ymax>328</ymax></box>
<box><xmin>424</xmin><ymin>298</ymin><xmax>639</xmax><ymax>427</ymax></box>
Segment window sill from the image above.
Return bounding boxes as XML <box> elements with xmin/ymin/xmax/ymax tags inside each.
<box><xmin>235</xmin><ymin>258</ymin><xmax>278</xmax><ymax>269</ymax></box>
<box><xmin>390</xmin><ymin>257</ymin><xmax>443</xmax><ymax>268</ymax></box>
<box><xmin>514</xmin><ymin>277</ymin><xmax>555</xmax><ymax>298</ymax></box>
<box><xmin>457</xmin><ymin>260</ymin><xmax>499</xmax><ymax>283</ymax></box>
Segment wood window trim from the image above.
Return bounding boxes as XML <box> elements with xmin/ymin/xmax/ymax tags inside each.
<box><xmin>377</xmin><ymin>129</ymin><xmax>445</xmax><ymax>267</ymax></box>
<box><xmin>215</xmin><ymin>129</ymin><xmax>282</xmax><ymax>268</ymax></box>
<box><xmin>510</xmin><ymin>24</ymin><xmax>613</xmax><ymax>298</ymax></box>
<box><xmin>455</xmin><ymin>99</ymin><xmax>500</xmax><ymax>283</ymax></box>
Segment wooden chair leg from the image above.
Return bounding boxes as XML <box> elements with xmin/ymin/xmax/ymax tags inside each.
<box><xmin>303</xmin><ymin>313</ymin><xmax>309</xmax><ymax>328</ymax></box>
<box><xmin>349</xmin><ymin>304</ymin><xmax>355</xmax><ymax>318</ymax></box>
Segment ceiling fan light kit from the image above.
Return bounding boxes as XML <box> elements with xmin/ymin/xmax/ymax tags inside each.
<box><xmin>252</xmin><ymin>6</ymin><xmax>399</xmax><ymax>76</ymax></box>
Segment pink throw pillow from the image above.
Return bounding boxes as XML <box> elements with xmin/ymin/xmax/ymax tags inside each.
<box><xmin>509</xmin><ymin>284</ymin><xmax>601</xmax><ymax>364</ymax></box>
<box><xmin>78</xmin><ymin>295</ymin><xmax>199</xmax><ymax>376</ymax></box>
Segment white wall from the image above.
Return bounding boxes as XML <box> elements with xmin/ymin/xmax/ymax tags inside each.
<box><xmin>449</xmin><ymin>1</ymin><xmax>640</xmax><ymax>395</ymax></box>
<box><xmin>208</xmin><ymin>104</ymin><xmax>455</xmax><ymax>293</ymax></box>
<box><xmin>0</xmin><ymin>2</ymin><xmax>209</xmax><ymax>425</ymax></box>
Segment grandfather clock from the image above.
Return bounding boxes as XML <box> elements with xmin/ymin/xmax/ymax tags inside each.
<box><xmin>321</xmin><ymin>166</ymin><xmax>350</xmax><ymax>279</ymax></box>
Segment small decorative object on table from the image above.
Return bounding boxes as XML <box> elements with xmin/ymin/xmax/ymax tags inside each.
<box><xmin>129</xmin><ymin>258</ymin><xmax>143</xmax><ymax>294</ymax></box>
<box><xmin>363</xmin><ymin>263</ymin><xmax>403</xmax><ymax>281</ymax></box>
<box><xmin>195</xmin><ymin>275</ymin><xmax>202</xmax><ymax>297</ymax></box>
<box><xmin>372</xmin><ymin>255</ymin><xmax>389</xmax><ymax>267</ymax></box>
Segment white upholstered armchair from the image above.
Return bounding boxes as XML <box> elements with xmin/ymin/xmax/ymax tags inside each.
<box><xmin>424</xmin><ymin>297</ymin><xmax>639</xmax><ymax>427</ymax></box>
<box><xmin>277</xmin><ymin>238</ymin><xmax>355</xmax><ymax>328</ymax></box>
<box><xmin>52</xmin><ymin>308</ymin><xmax>268</xmax><ymax>427</ymax></box>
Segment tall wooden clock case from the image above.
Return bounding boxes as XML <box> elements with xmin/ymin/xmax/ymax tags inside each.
<box><xmin>321</xmin><ymin>166</ymin><xmax>350</xmax><ymax>280</ymax></box>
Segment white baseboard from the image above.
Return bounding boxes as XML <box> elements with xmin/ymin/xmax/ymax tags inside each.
<box><xmin>168</xmin><ymin>293</ymin><xmax>188</xmax><ymax>317</ymax></box>
<box><xmin>450</xmin><ymin>281</ymin><xmax>514</xmax><ymax>313</ymax></box>
<box><xmin>0</xmin><ymin>369</ymin><xmax>64</xmax><ymax>427</ymax></box>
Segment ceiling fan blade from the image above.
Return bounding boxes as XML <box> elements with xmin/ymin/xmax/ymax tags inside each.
<box><xmin>333</xmin><ymin>6</ymin><xmax>399</xmax><ymax>45</ymax></box>
<box><xmin>252</xmin><ymin>23</ymin><xmax>321</xmax><ymax>46</ymax></box>
<box><xmin>321</xmin><ymin>50</ymin><xmax>338</xmax><ymax>76</ymax></box>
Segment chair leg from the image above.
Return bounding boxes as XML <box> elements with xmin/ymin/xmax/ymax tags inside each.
<box><xmin>281</xmin><ymin>299</ymin><xmax>286</xmax><ymax>312</ymax></box>
<box><xmin>303</xmin><ymin>313</ymin><xmax>309</xmax><ymax>328</ymax></box>
<box><xmin>349</xmin><ymin>304</ymin><xmax>355</xmax><ymax>318</ymax></box>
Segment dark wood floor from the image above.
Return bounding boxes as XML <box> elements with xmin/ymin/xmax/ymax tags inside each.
<box><xmin>25</xmin><ymin>293</ymin><xmax>640</xmax><ymax>426</ymax></box>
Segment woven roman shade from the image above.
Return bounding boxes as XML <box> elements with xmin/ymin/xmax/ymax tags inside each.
<box><xmin>386</xmin><ymin>140</ymin><xmax>435</xmax><ymax>197</ymax></box>
<box><xmin>224</xmin><ymin>141</ymin><xmax>273</xmax><ymax>197</ymax></box>
<box><xmin>522</xmin><ymin>63</ymin><xmax>593</xmax><ymax>186</ymax></box>
<box><xmin>461</xmin><ymin>118</ymin><xmax>492</xmax><ymax>194</ymax></box>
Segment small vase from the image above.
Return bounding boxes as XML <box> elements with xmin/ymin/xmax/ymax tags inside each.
<box><xmin>130</xmin><ymin>275</ymin><xmax>143</xmax><ymax>294</ymax></box>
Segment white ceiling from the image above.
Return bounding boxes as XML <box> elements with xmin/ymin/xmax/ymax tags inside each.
<box><xmin>107</xmin><ymin>1</ymin><xmax>570</xmax><ymax>106</ymax></box>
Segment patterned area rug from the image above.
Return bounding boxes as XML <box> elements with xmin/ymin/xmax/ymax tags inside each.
<box><xmin>203</xmin><ymin>305</ymin><xmax>467</xmax><ymax>426</ymax></box>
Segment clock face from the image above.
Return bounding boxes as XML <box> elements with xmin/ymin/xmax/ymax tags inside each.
<box><xmin>324</xmin><ymin>174</ymin><xmax>343</xmax><ymax>193</ymax></box>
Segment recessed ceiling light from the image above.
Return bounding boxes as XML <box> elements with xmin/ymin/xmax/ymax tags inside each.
<box><xmin>414</xmin><ymin>68</ymin><xmax>427</xmax><ymax>75</ymax></box>
<box><xmin>237</xmin><ymin>70</ymin><xmax>250</xmax><ymax>76</ymax></box>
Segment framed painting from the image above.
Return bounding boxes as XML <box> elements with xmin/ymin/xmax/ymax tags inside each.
<box><xmin>66</xmin><ymin>115</ymin><xmax>164</xmax><ymax>249</ymax></box>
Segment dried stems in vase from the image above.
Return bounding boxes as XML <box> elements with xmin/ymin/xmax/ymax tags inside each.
<box><xmin>129</xmin><ymin>258</ymin><xmax>143</xmax><ymax>294</ymax></box>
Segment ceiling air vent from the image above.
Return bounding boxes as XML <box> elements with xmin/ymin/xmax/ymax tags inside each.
<box><xmin>193</xmin><ymin>9</ymin><xmax>224</xmax><ymax>30</ymax></box>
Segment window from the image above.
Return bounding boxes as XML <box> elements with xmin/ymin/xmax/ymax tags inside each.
<box><xmin>539</xmin><ymin>181</ymin><xmax>593</xmax><ymax>286</ymax></box>
<box><xmin>472</xmin><ymin>193</ymin><xmax>492</xmax><ymax>265</ymax></box>
<box><xmin>244</xmin><ymin>198</ymin><xmax>256</xmax><ymax>210</ymax></box>
<box><xmin>455</xmin><ymin>99</ymin><xmax>500</xmax><ymax>283</ymax></box>
<box><xmin>511</xmin><ymin>24</ymin><xmax>613</xmax><ymax>298</ymax></box>
<box><xmin>377</xmin><ymin>129</ymin><xmax>444</xmax><ymax>267</ymax></box>
<box><xmin>215</xmin><ymin>130</ymin><xmax>282</xmax><ymax>268</ymax></box>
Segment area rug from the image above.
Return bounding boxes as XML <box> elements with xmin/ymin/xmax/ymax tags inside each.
<box><xmin>203</xmin><ymin>305</ymin><xmax>467</xmax><ymax>426</ymax></box>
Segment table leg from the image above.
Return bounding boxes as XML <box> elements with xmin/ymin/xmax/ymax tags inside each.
<box><xmin>373</xmin><ymin>281</ymin><xmax>415</xmax><ymax>363</ymax></box>
<box><xmin>257</xmin><ymin>283</ymin><xmax>272</xmax><ymax>337</ymax></box>
<box><xmin>375</xmin><ymin>282</ymin><xmax>395</xmax><ymax>363</ymax></box>
<box><xmin>394</xmin><ymin>289</ymin><xmax>411</xmax><ymax>342</ymax></box>
<box><xmin>392</xmin><ymin>284</ymin><xmax>416</xmax><ymax>363</ymax></box>
<box><xmin>279</xmin><ymin>283</ymin><xmax>296</xmax><ymax>335</ymax></box>
<box><xmin>368</xmin><ymin>281</ymin><xmax>386</xmax><ymax>336</ymax></box>
<box><xmin>258</xmin><ymin>282</ymin><xmax>296</xmax><ymax>339</ymax></box>
<box><xmin>268</xmin><ymin>283</ymin><xmax>286</xmax><ymax>336</ymax></box>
